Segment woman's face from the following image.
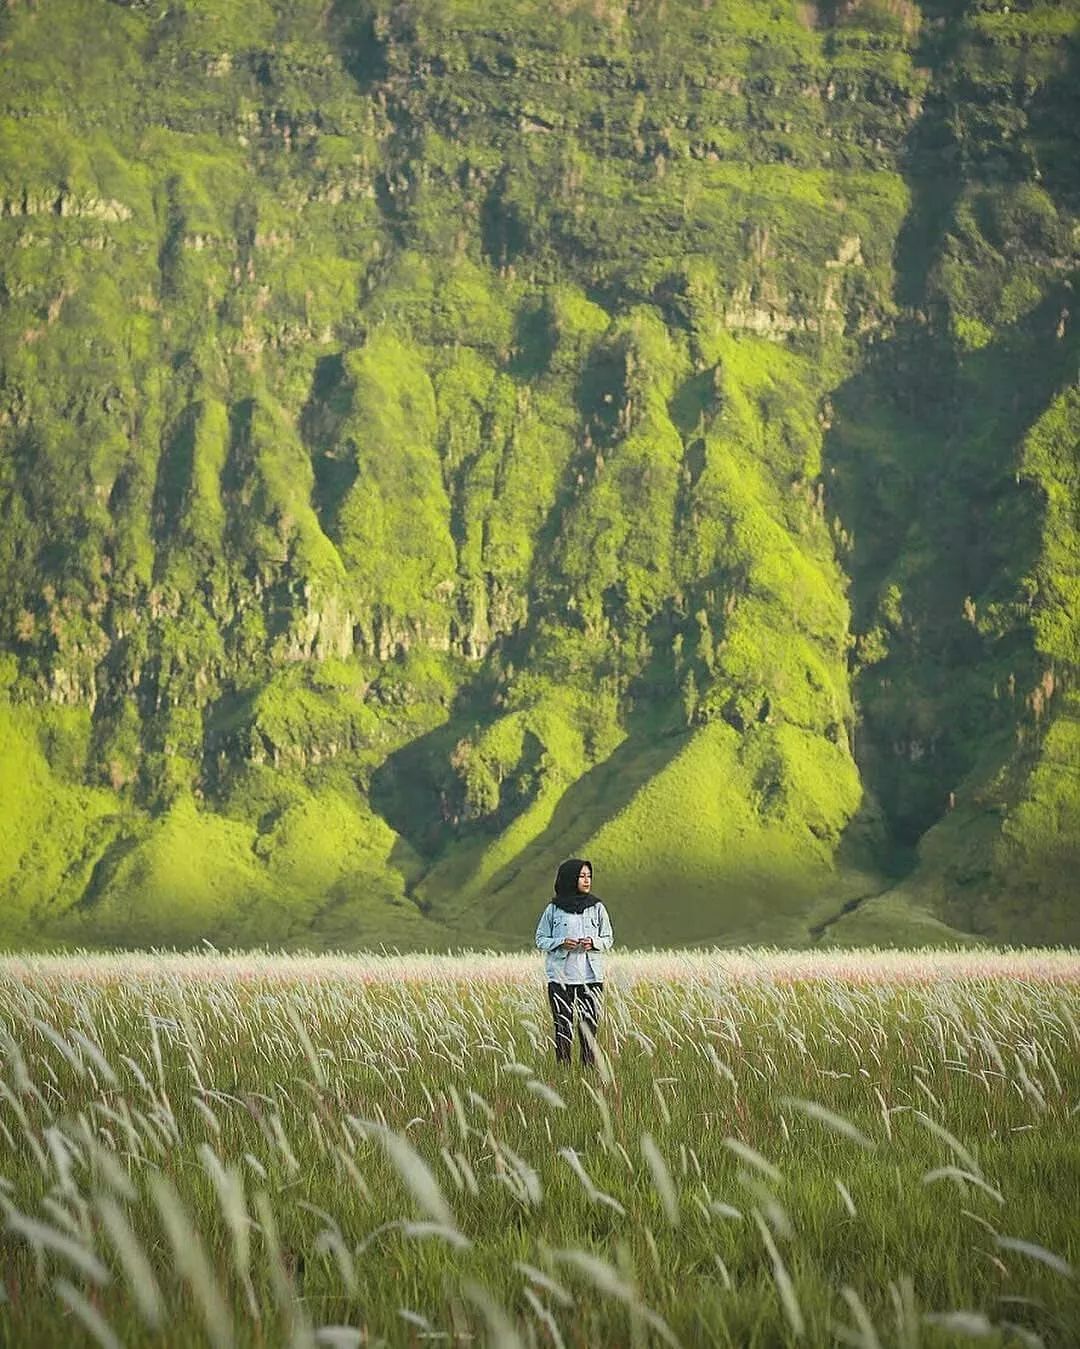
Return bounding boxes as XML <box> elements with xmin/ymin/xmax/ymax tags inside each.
<box><xmin>577</xmin><ymin>865</ymin><xmax>592</xmax><ymax>895</ymax></box>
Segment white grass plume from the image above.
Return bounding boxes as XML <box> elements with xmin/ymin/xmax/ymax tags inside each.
<box><xmin>558</xmin><ymin>1147</ymin><xmax>626</xmax><ymax>1214</ymax></box>
<box><xmin>582</xmin><ymin>1078</ymin><xmax>615</xmax><ymax>1146</ymax></box>
<box><xmin>461</xmin><ymin>1280</ymin><xmax>527</xmax><ymax>1349</ymax></box>
<box><xmin>641</xmin><ymin>1133</ymin><xmax>679</xmax><ymax>1227</ymax></box>
<box><xmin>780</xmin><ymin>1096</ymin><xmax>875</xmax><ymax>1149</ymax></box>
<box><xmin>313</xmin><ymin>1329</ymin><xmax>365</xmax><ymax>1348</ymax></box>
<box><xmin>400</xmin><ymin>1220</ymin><xmax>473</xmax><ymax>1247</ymax></box>
<box><xmin>4</xmin><ymin>1204</ymin><xmax>110</xmax><ymax>1284</ymax></box>
<box><xmin>96</xmin><ymin>1193</ymin><xmax>164</xmax><ymax>1327</ymax></box>
<box><xmin>922</xmin><ymin>1166</ymin><xmax>1003</xmax><ymax>1204</ymax></box>
<box><xmin>723</xmin><ymin>1137</ymin><xmax>783</xmax><ymax>1183</ymax></box>
<box><xmin>70</xmin><ymin>1030</ymin><xmax>119</xmax><ymax>1087</ymax></box>
<box><xmin>835</xmin><ymin>1179</ymin><xmax>857</xmax><ymax>1217</ymax></box>
<box><xmin>254</xmin><ymin>1188</ymin><xmax>315</xmax><ymax>1349</ymax></box>
<box><xmin>313</xmin><ymin>1225</ymin><xmax>358</xmax><ymax>1297</ymax></box>
<box><xmin>84</xmin><ymin>1137</ymin><xmax>136</xmax><ymax>1200</ymax></box>
<box><xmin>553</xmin><ymin>1248</ymin><xmax>682</xmax><ymax>1348</ymax></box>
<box><xmin>525</xmin><ymin>1078</ymin><xmax>566</xmax><ymax>1109</ymax></box>
<box><xmin>150</xmin><ymin>1172</ymin><xmax>234</xmax><ymax>1349</ymax></box>
<box><xmin>515</xmin><ymin>1261</ymin><xmax>573</xmax><ymax>1307</ymax></box>
<box><xmin>913</xmin><ymin>1111</ymin><xmax>982</xmax><ymax>1177</ymax></box>
<box><xmin>840</xmin><ymin>1285</ymin><xmax>882</xmax><ymax>1349</ymax></box>
<box><xmin>522</xmin><ymin>1285</ymin><xmax>568</xmax><ymax>1349</ymax></box>
<box><xmin>995</xmin><ymin>1236</ymin><xmax>1073</xmax><ymax>1278</ymax></box>
<box><xmin>369</xmin><ymin>1121</ymin><xmax>457</xmax><ymax>1228</ymax></box>
<box><xmin>752</xmin><ymin>1208</ymin><xmax>804</xmax><ymax>1339</ymax></box>
<box><xmin>923</xmin><ymin>1310</ymin><xmax>994</xmax><ymax>1336</ymax></box>
<box><xmin>285</xmin><ymin>1001</ymin><xmax>327</xmax><ymax>1088</ymax></box>
<box><xmin>54</xmin><ymin>1277</ymin><xmax>121</xmax><ymax>1349</ymax></box>
<box><xmin>887</xmin><ymin>1276</ymin><xmax>919</xmax><ymax>1349</ymax></box>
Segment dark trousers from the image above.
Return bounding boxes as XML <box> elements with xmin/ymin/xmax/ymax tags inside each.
<box><xmin>547</xmin><ymin>981</ymin><xmax>603</xmax><ymax>1066</ymax></box>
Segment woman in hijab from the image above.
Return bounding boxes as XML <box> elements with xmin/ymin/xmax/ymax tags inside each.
<box><xmin>534</xmin><ymin>858</ymin><xmax>614</xmax><ymax>1068</ymax></box>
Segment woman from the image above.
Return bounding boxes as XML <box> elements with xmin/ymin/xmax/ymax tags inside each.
<box><xmin>534</xmin><ymin>858</ymin><xmax>614</xmax><ymax>1068</ymax></box>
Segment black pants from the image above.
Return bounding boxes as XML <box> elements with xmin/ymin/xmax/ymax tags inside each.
<box><xmin>547</xmin><ymin>981</ymin><xmax>603</xmax><ymax>1066</ymax></box>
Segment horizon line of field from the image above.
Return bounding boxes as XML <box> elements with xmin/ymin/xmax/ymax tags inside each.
<box><xmin>2</xmin><ymin>946</ymin><xmax>1079</xmax><ymax>985</ymax></box>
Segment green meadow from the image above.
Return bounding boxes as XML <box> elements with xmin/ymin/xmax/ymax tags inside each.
<box><xmin>1</xmin><ymin>950</ymin><xmax>1078</xmax><ymax>1346</ymax></box>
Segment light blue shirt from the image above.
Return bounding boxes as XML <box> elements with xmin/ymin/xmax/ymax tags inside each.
<box><xmin>535</xmin><ymin>901</ymin><xmax>614</xmax><ymax>984</ymax></box>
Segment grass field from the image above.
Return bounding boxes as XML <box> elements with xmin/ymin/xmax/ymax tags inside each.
<box><xmin>1</xmin><ymin>949</ymin><xmax>1078</xmax><ymax>1347</ymax></box>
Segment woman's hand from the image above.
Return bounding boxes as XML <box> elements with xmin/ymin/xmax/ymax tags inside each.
<box><xmin>560</xmin><ymin>938</ymin><xmax>580</xmax><ymax>950</ymax></box>
<box><xmin>579</xmin><ymin>937</ymin><xmax>594</xmax><ymax>950</ymax></box>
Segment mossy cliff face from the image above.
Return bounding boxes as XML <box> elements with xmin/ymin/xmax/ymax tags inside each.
<box><xmin>0</xmin><ymin>0</ymin><xmax>1077</xmax><ymax>949</ymax></box>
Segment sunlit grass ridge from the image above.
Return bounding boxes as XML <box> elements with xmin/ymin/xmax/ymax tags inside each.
<box><xmin>1</xmin><ymin>948</ymin><xmax>1078</xmax><ymax>1346</ymax></box>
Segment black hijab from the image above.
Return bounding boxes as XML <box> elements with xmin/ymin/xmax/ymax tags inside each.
<box><xmin>552</xmin><ymin>857</ymin><xmax>598</xmax><ymax>914</ymax></box>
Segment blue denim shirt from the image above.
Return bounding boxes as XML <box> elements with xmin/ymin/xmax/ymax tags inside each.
<box><xmin>535</xmin><ymin>901</ymin><xmax>614</xmax><ymax>984</ymax></box>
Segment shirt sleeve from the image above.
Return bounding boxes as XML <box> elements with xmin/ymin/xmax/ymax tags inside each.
<box><xmin>535</xmin><ymin>903</ymin><xmax>562</xmax><ymax>951</ymax></box>
<box><xmin>592</xmin><ymin>902</ymin><xmax>614</xmax><ymax>951</ymax></box>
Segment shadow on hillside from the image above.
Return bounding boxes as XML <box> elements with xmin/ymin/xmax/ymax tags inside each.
<box><xmin>299</xmin><ymin>353</ymin><xmax>357</xmax><ymax>539</ymax></box>
<box><xmin>478</xmin><ymin>720</ymin><xmax>690</xmax><ymax>927</ymax></box>
<box><xmin>328</xmin><ymin>1</ymin><xmax>388</xmax><ymax>93</ymax></box>
<box><xmin>825</xmin><ymin>296</ymin><xmax>1076</xmax><ymax>850</ymax></box>
<box><xmin>821</xmin><ymin>11</ymin><xmax>1080</xmax><ymax>866</ymax></box>
<box><xmin>370</xmin><ymin>630</ymin><xmax>691</xmax><ymax>909</ymax></box>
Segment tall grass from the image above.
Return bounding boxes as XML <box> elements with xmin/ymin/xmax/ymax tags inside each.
<box><xmin>0</xmin><ymin>949</ymin><xmax>1077</xmax><ymax>1346</ymax></box>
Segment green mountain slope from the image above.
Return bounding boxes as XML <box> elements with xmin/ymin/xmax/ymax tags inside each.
<box><xmin>0</xmin><ymin>0</ymin><xmax>1077</xmax><ymax>950</ymax></box>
